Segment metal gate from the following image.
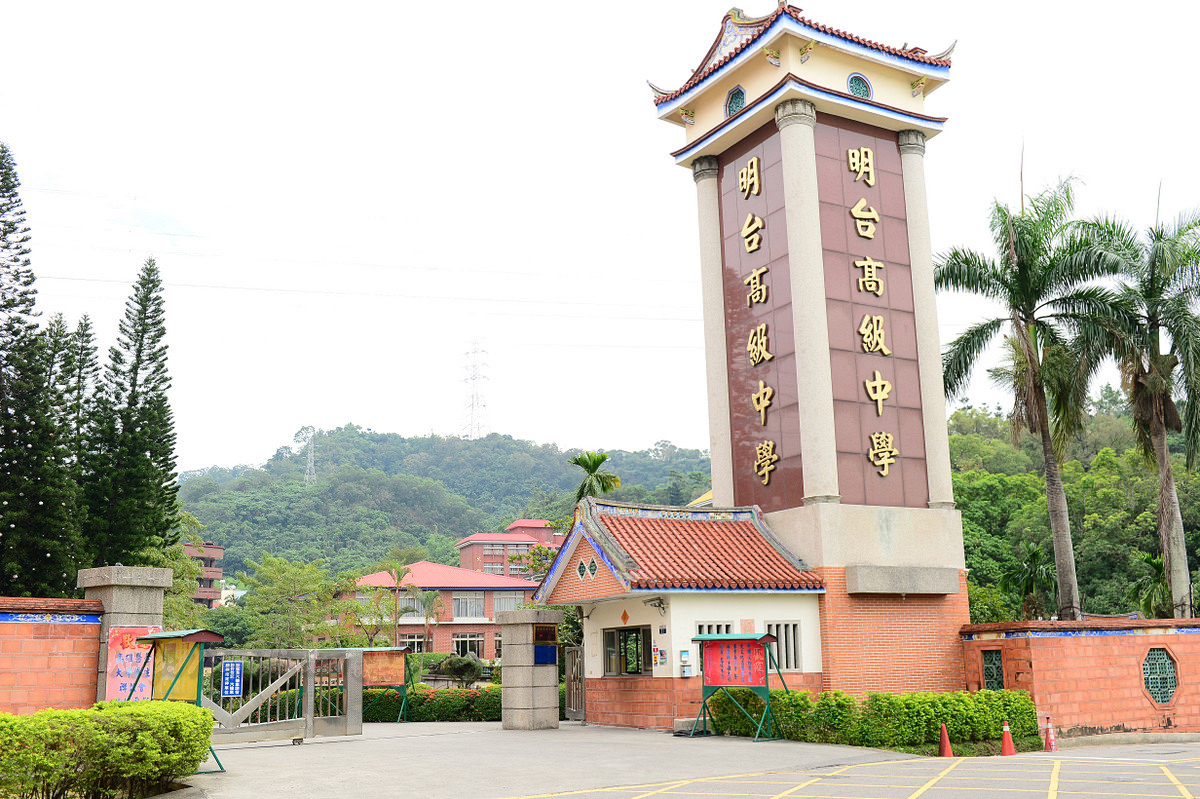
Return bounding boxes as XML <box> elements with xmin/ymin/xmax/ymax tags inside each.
<box><xmin>564</xmin><ymin>646</ymin><xmax>585</xmax><ymax>721</ymax></box>
<box><xmin>202</xmin><ymin>648</ymin><xmax>363</xmax><ymax>744</ymax></box>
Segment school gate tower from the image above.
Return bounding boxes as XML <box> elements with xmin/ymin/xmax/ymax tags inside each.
<box><xmin>654</xmin><ymin>5</ymin><xmax>966</xmax><ymax>692</ymax></box>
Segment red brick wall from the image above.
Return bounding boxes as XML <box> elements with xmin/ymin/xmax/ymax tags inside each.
<box><xmin>963</xmin><ymin>619</ymin><xmax>1200</xmax><ymax>737</ymax></box>
<box><xmin>585</xmin><ymin>676</ymin><xmax>703</xmax><ymax>729</ymax></box>
<box><xmin>0</xmin><ymin>597</ymin><xmax>103</xmax><ymax>714</ymax></box>
<box><xmin>547</xmin><ymin>538</ymin><xmax>626</xmax><ymax>605</ymax></box>
<box><xmin>816</xmin><ymin>567</ymin><xmax>968</xmax><ymax>694</ymax></box>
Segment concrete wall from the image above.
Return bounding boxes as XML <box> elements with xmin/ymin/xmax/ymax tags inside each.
<box><xmin>963</xmin><ymin>619</ymin><xmax>1200</xmax><ymax>738</ymax></box>
<box><xmin>0</xmin><ymin>597</ymin><xmax>104</xmax><ymax>714</ymax></box>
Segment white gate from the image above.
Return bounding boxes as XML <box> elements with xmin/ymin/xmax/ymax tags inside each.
<box><xmin>202</xmin><ymin>648</ymin><xmax>363</xmax><ymax>744</ymax></box>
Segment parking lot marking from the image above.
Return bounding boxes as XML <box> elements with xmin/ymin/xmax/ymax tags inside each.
<box><xmin>905</xmin><ymin>757</ymin><xmax>963</xmax><ymax>799</ymax></box>
<box><xmin>1162</xmin><ymin>765</ymin><xmax>1196</xmax><ymax>798</ymax></box>
<box><xmin>629</xmin><ymin>780</ymin><xmax>690</xmax><ymax>799</ymax></box>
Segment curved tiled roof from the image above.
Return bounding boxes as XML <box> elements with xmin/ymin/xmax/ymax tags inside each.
<box><xmin>591</xmin><ymin>504</ymin><xmax>822</xmax><ymax>591</ymax></box>
<box><xmin>654</xmin><ymin>4</ymin><xmax>950</xmax><ymax>106</ymax></box>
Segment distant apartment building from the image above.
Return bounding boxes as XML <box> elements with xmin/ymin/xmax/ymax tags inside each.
<box><xmin>183</xmin><ymin>541</ymin><xmax>224</xmax><ymax>608</ymax></box>
<box><xmin>351</xmin><ymin>561</ymin><xmax>538</xmax><ymax>659</ymax></box>
<box><xmin>455</xmin><ymin>519</ymin><xmax>564</xmax><ymax>577</ymax></box>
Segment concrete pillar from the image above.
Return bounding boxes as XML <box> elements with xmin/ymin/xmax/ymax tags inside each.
<box><xmin>497</xmin><ymin>608</ymin><xmax>564</xmax><ymax>730</ymax></box>
<box><xmin>775</xmin><ymin>99</ymin><xmax>839</xmax><ymax>503</ymax></box>
<box><xmin>693</xmin><ymin>155</ymin><xmax>735</xmax><ymax>507</ymax></box>
<box><xmin>77</xmin><ymin>565</ymin><xmax>173</xmax><ymax>701</ymax></box>
<box><xmin>897</xmin><ymin>129</ymin><xmax>954</xmax><ymax>509</ymax></box>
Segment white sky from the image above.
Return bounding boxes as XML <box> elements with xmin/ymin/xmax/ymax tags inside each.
<box><xmin>3</xmin><ymin>2</ymin><xmax>1197</xmax><ymax>472</ymax></box>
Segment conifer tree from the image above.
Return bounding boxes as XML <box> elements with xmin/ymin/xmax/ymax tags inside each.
<box><xmin>60</xmin><ymin>316</ymin><xmax>100</xmax><ymax>471</ymax></box>
<box><xmin>0</xmin><ymin>143</ymin><xmax>83</xmax><ymax>596</ymax></box>
<box><xmin>82</xmin><ymin>258</ymin><xmax>179</xmax><ymax>565</ymax></box>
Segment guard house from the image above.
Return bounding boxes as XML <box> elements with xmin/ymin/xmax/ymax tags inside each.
<box><xmin>537</xmin><ymin>6</ymin><xmax>966</xmax><ymax>729</ymax></box>
<box><xmin>536</xmin><ymin>499</ymin><xmax>823</xmax><ymax>729</ymax></box>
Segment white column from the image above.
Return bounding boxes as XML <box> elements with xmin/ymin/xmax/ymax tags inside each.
<box><xmin>898</xmin><ymin>130</ymin><xmax>954</xmax><ymax>509</ymax></box>
<box><xmin>775</xmin><ymin>99</ymin><xmax>839</xmax><ymax>503</ymax></box>
<box><xmin>693</xmin><ymin>156</ymin><xmax>734</xmax><ymax>506</ymax></box>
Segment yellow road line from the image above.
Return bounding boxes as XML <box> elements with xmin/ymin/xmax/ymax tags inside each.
<box><xmin>1047</xmin><ymin>759</ymin><xmax>1060</xmax><ymax>799</ymax></box>
<box><xmin>906</xmin><ymin>758</ymin><xmax>963</xmax><ymax>799</ymax></box>
<box><xmin>629</xmin><ymin>780</ymin><xmax>691</xmax><ymax>799</ymax></box>
<box><xmin>766</xmin><ymin>761</ymin><xmax>864</xmax><ymax>799</ymax></box>
<box><xmin>1163</xmin><ymin>765</ymin><xmax>1196</xmax><ymax>798</ymax></box>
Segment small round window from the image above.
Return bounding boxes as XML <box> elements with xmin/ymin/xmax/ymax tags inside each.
<box><xmin>848</xmin><ymin>73</ymin><xmax>872</xmax><ymax>99</ymax></box>
<box><xmin>725</xmin><ymin>86</ymin><xmax>746</xmax><ymax>118</ymax></box>
<box><xmin>1143</xmin><ymin>647</ymin><xmax>1177</xmax><ymax>704</ymax></box>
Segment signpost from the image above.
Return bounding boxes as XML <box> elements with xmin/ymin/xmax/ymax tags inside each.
<box><xmin>220</xmin><ymin>660</ymin><xmax>244</xmax><ymax>698</ymax></box>
<box><xmin>690</xmin><ymin>633</ymin><xmax>788</xmax><ymax>741</ymax></box>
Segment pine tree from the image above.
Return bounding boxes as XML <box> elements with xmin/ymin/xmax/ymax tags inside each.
<box><xmin>82</xmin><ymin>258</ymin><xmax>179</xmax><ymax>565</ymax></box>
<box><xmin>0</xmin><ymin>143</ymin><xmax>83</xmax><ymax>596</ymax></box>
<box><xmin>60</xmin><ymin>316</ymin><xmax>99</xmax><ymax>472</ymax></box>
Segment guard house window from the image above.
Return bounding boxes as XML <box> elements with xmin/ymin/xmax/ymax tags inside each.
<box><xmin>452</xmin><ymin>591</ymin><xmax>485</xmax><ymax>619</ymax></box>
<box><xmin>696</xmin><ymin>622</ymin><xmax>732</xmax><ymax>635</ymax></box>
<box><xmin>982</xmin><ymin>650</ymin><xmax>1004</xmax><ymax>690</ymax></box>
<box><xmin>453</xmin><ymin>632</ymin><xmax>483</xmax><ymax>657</ymax></box>
<box><xmin>766</xmin><ymin>621</ymin><xmax>802</xmax><ymax>671</ymax></box>
<box><xmin>725</xmin><ymin>86</ymin><xmax>746</xmax><ymax>118</ymax></box>
<box><xmin>603</xmin><ymin>627</ymin><xmax>652</xmax><ymax>676</ymax></box>
<box><xmin>1143</xmin><ymin>647</ymin><xmax>1178</xmax><ymax>704</ymax></box>
<box><xmin>847</xmin><ymin>73</ymin><xmax>872</xmax><ymax>99</ymax></box>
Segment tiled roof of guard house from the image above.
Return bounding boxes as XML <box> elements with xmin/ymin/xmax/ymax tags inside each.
<box><xmin>584</xmin><ymin>499</ymin><xmax>822</xmax><ymax>591</ymax></box>
<box><xmin>653</xmin><ymin>4</ymin><xmax>951</xmax><ymax>106</ymax></box>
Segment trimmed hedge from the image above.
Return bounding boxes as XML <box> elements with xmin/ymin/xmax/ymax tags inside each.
<box><xmin>360</xmin><ymin>684</ymin><xmax>567</xmax><ymax>722</ymax></box>
<box><xmin>0</xmin><ymin>701</ymin><xmax>213</xmax><ymax>799</ymax></box>
<box><xmin>707</xmin><ymin>689</ymin><xmax>1037</xmax><ymax>746</ymax></box>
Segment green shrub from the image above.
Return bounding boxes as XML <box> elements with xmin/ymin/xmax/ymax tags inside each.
<box><xmin>705</xmin><ymin>689</ymin><xmax>1037</xmax><ymax>748</ymax></box>
<box><xmin>0</xmin><ymin>701</ymin><xmax>212</xmax><ymax>799</ymax></box>
<box><xmin>441</xmin><ymin>655</ymin><xmax>483</xmax><ymax>686</ymax></box>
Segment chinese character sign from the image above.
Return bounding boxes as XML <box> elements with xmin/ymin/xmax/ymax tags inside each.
<box><xmin>221</xmin><ymin>660</ymin><xmax>244</xmax><ymax>698</ymax></box>
<box><xmin>105</xmin><ymin>626</ymin><xmax>159</xmax><ymax>701</ymax></box>
<box><xmin>701</xmin><ymin>640</ymin><xmax>767</xmax><ymax>687</ymax></box>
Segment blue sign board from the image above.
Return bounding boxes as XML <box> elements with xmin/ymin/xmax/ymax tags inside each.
<box><xmin>221</xmin><ymin>660</ymin><xmax>244</xmax><ymax>698</ymax></box>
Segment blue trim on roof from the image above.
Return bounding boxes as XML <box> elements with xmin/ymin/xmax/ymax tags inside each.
<box><xmin>0</xmin><ymin>612</ymin><xmax>101</xmax><ymax>624</ymax></box>
<box><xmin>656</xmin><ymin>14</ymin><xmax>949</xmax><ymax>112</ymax></box>
<box><xmin>963</xmin><ymin>626</ymin><xmax>1200</xmax><ymax>641</ymax></box>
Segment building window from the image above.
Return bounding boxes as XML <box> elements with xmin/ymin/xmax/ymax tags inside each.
<box><xmin>452</xmin><ymin>591</ymin><xmax>485</xmax><ymax>619</ymax></box>
<box><xmin>982</xmin><ymin>650</ymin><xmax>1004</xmax><ymax>690</ymax></box>
<box><xmin>508</xmin><ymin>544</ymin><xmax>529</xmax><ymax>554</ymax></box>
<box><xmin>696</xmin><ymin>622</ymin><xmax>732</xmax><ymax>636</ymax></box>
<box><xmin>482</xmin><ymin>563</ymin><xmax>504</xmax><ymax>574</ymax></box>
<box><xmin>398</xmin><ymin>633</ymin><xmax>424</xmax><ymax>653</ymax></box>
<box><xmin>509</xmin><ymin>564</ymin><xmax>527</xmax><ymax>575</ymax></box>
<box><xmin>483</xmin><ymin>544</ymin><xmax>504</xmax><ymax>555</ymax></box>
<box><xmin>766</xmin><ymin>621</ymin><xmax>802</xmax><ymax>671</ymax></box>
<box><xmin>1144</xmin><ymin>647</ymin><xmax>1178</xmax><ymax>704</ymax></box>
<box><xmin>603</xmin><ymin>627</ymin><xmax>652</xmax><ymax>676</ymax></box>
<box><xmin>493</xmin><ymin>591</ymin><xmax>523</xmax><ymax>613</ymax></box>
<box><xmin>453</xmin><ymin>633</ymin><xmax>484</xmax><ymax>657</ymax></box>
<box><xmin>494</xmin><ymin>632</ymin><xmax>502</xmax><ymax>659</ymax></box>
<box><xmin>847</xmin><ymin>73</ymin><xmax>872</xmax><ymax>99</ymax></box>
<box><xmin>725</xmin><ymin>86</ymin><xmax>746</xmax><ymax>118</ymax></box>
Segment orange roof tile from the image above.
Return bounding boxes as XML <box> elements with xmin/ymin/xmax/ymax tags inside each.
<box><xmin>583</xmin><ymin>501</ymin><xmax>822</xmax><ymax>591</ymax></box>
<box><xmin>0</xmin><ymin>596</ymin><xmax>104</xmax><ymax>614</ymax></box>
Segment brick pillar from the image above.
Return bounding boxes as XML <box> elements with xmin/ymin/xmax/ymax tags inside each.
<box><xmin>497</xmin><ymin>608</ymin><xmax>564</xmax><ymax>730</ymax></box>
<box><xmin>77</xmin><ymin>566</ymin><xmax>172</xmax><ymax>701</ymax></box>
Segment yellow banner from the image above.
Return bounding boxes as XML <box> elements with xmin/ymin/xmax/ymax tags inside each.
<box><xmin>152</xmin><ymin>640</ymin><xmax>199</xmax><ymax>701</ymax></box>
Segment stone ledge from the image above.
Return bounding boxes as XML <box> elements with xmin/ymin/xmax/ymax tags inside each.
<box><xmin>77</xmin><ymin>566</ymin><xmax>173</xmax><ymax>590</ymax></box>
<box><xmin>844</xmin><ymin>564</ymin><xmax>959</xmax><ymax>595</ymax></box>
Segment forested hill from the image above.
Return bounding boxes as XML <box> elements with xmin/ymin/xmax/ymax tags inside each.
<box><xmin>179</xmin><ymin>428</ymin><xmax>710</xmax><ymax>577</ymax></box>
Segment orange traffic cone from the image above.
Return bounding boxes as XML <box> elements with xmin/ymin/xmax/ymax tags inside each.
<box><xmin>938</xmin><ymin>723</ymin><xmax>954</xmax><ymax>757</ymax></box>
<box><xmin>1043</xmin><ymin>717</ymin><xmax>1058</xmax><ymax>752</ymax></box>
<box><xmin>1001</xmin><ymin>720</ymin><xmax>1016</xmax><ymax>756</ymax></box>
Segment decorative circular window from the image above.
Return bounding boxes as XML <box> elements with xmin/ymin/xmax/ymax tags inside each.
<box><xmin>1143</xmin><ymin>647</ymin><xmax>1178</xmax><ymax>704</ymax></box>
<box><xmin>725</xmin><ymin>86</ymin><xmax>746</xmax><ymax>118</ymax></box>
<box><xmin>847</xmin><ymin>73</ymin><xmax>872</xmax><ymax>99</ymax></box>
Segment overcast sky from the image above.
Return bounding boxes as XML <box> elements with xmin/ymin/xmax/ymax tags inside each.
<box><xmin>3</xmin><ymin>2</ymin><xmax>1197</xmax><ymax>472</ymax></box>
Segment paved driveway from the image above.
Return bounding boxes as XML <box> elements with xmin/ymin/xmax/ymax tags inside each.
<box><xmin>181</xmin><ymin>722</ymin><xmax>1200</xmax><ymax>799</ymax></box>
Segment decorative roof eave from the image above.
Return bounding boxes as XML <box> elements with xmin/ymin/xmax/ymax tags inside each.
<box><xmin>652</xmin><ymin>10</ymin><xmax>950</xmax><ymax>114</ymax></box>
<box><xmin>670</xmin><ymin>74</ymin><xmax>946</xmax><ymax>169</ymax></box>
<box><xmin>532</xmin><ymin>505</ymin><xmax>633</xmax><ymax>603</ymax></box>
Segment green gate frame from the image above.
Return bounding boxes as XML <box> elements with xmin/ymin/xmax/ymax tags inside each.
<box><xmin>689</xmin><ymin>633</ymin><xmax>789</xmax><ymax>742</ymax></box>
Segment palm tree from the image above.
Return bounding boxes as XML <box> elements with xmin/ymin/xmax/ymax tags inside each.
<box><xmin>569</xmin><ymin>451</ymin><xmax>621</xmax><ymax>502</ymax></box>
<box><xmin>1000</xmin><ymin>541</ymin><xmax>1057</xmax><ymax>620</ymax></box>
<box><xmin>936</xmin><ymin>180</ymin><xmax>1124</xmax><ymax>620</ymax></box>
<box><xmin>1126</xmin><ymin>551</ymin><xmax>1173</xmax><ymax>619</ymax></box>
<box><xmin>408</xmin><ymin>586</ymin><xmax>444</xmax><ymax>680</ymax></box>
<box><xmin>1075</xmin><ymin>213</ymin><xmax>1200</xmax><ymax>617</ymax></box>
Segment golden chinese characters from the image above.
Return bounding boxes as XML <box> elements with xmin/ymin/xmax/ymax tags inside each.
<box><xmin>854</xmin><ymin>256</ymin><xmax>885</xmax><ymax>296</ymax></box>
<box><xmin>867</xmin><ymin>431</ymin><xmax>899</xmax><ymax>477</ymax></box>
<box><xmin>847</xmin><ymin>147</ymin><xmax>875</xmax><ymax>187</ymax></box>
<box><xmin>751</xmin><ymin>380</ymin><xmax>774</xmax><ymax>426</ymax></box>
<box><xmin>744</xmin><ymin>266</ymin><xmax>769</xmax><ymax>306</ymax></box>
<box><xmin>754</xmin><ymin>440</ymin><xmax>779</xmax><ymax>485</ymax></box>
<box><xmin>741</xmin><ymin>213</ymin><xmax>764</xmax><ymax>253</ymax></box>
<box><xmin>863</xmin><ymin>370</ymin><xmax>892</xmax><ymax>416</ymax></box>
<box><xmin>746</xmin><ymin>324</ymin><xmax>774</xmax><ymax>366</ymax></box>
<box><xmin>739</xmin><ymin>156</ymin><xmax>760</xmax><ymax>199</ymax></box>
<box><xmin>857</xmin><ymin>314</ymin><xmax>892</xmax><ymax>355</ymax></box>
<box><xmin>850</xmin><ymin>198</ymin><xmax>879</xmax><ymax>239</ymax></box>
